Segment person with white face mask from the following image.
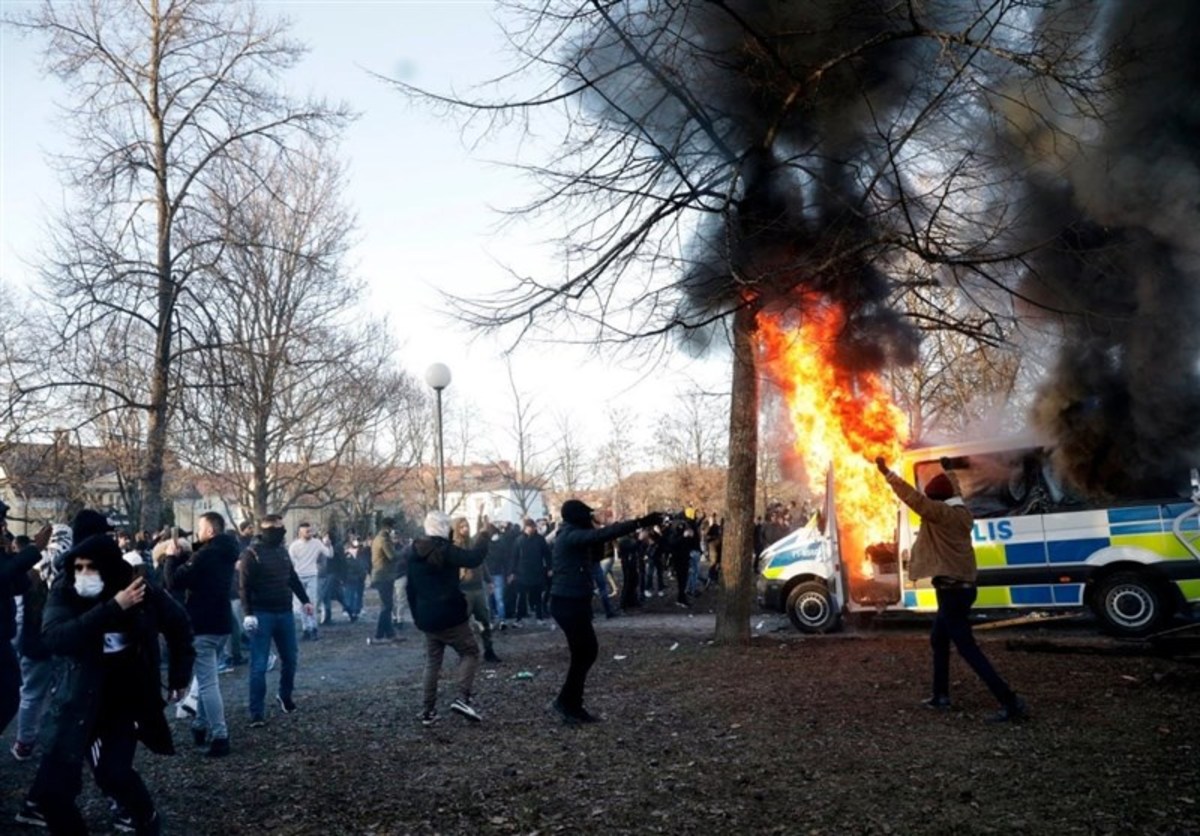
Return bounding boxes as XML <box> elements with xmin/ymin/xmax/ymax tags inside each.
<box><xmin>17</xmin><ymin>509</ymin><xmax>194</xmax><ymax>834</ymax></box>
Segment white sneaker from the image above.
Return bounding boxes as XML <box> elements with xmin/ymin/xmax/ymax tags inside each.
<box><xmin>450</xmin><ymin>697</ymin><xmax>482</xmax><ymax>722</ymax></box>
<box><xmin>174</xmin><ymin>693</ymin><xmax>198</xmax><ymax>719</ymax></box>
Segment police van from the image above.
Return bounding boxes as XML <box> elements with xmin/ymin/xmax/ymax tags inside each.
<box><xmin>757</xmin><ymin>437</ymin><xmax>1200</xmax><ymax>637</ymax></box>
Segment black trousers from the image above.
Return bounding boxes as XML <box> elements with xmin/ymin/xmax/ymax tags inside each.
<box><xmin>32</xmin><ymin>713</ymin><xmax>157</xmax><ymax>835</ymax></box>
<box><xmin>931</xmin><ymin>585</ymin><xmax>1016</xmax><ymax>706</ymax></box>
<box><xmin>671</xmin><ymin>554</ymin><xmax>690</xmax><ymax>604</ymax></box>
<box><xmin>620</xmin><ymin>555</ymin><xmax>641</xmax><ymax>608</ymax></box>
<box><xmin>550</xmin><ymin>595</ymin><xmax>597</xmax><ymax>712</ymax></box>
<box><xmin>515</xmin><ymin>583</ymin><xmax>545</xmax><ymax>620</ymax></box>
<box><xmin>375</xmin><ymin>580</ymin><xmax>395</xmax><ymax>639</ymax></box>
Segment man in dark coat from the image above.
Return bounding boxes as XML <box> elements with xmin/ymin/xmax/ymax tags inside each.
<box><xmin>550</xmin><ymin>500</ymin><xmax>660</xmax><ymax>724</ymax></box>
<box><xmin>18</xmin><ymin>511</ymin><xmax>194</xmax><ymax>834</ymax></box>
<box><xmin>513</xmin><ymin>518</ymin><xmax>552</xmax><ymax>623</ymax></box>
<box><xmin>171</xmin><ymin>511</ymin><xmax>239</xmax><ymax>756</ymax></box>
<box><xmin>404</xmin><ymin>510</ymin><xmax>490</xmax><ymax>726</ymax></box>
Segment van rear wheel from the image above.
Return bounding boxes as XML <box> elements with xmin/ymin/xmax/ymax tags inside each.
<box><xmin>786</xmin><ymin>582</ymin><xmax>840</xmax><ymax>634</ymax></box>
<box><xmin>1091</xmin><ymin>571</ymin><xmax>1169</xmax><ymax>637</ymax></box>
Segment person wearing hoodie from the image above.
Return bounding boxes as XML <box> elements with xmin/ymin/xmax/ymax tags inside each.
<box><xmin>170</xmin><ymin>512</ymin><xmax>239</xmax><ymax>757</ymax></box>
<box><xmin>404</xmin><ymin>511</ymin><xmax>491</xmax><ymax>726</ymax></box>
<box><xmin>17</xmin><ymin>508</ymin><xmax>194</xmax><ymax>835</ymax></box>
<box><xmin>877</xmin><ymin>456</ymin><xmax>1027</xmax><ymax>723</ymax></box>
<box><xmin>239</xmin><ymin>515</ymin><xmax>313</xmax><ymax>727</ymax></box>
<box><xmin>1</xmin><ymin>500</ymin><xmax>50</xmax><ymax>741</ymax></box>
<box><xmin>11</xmin><ymin>523</ymin><xmax>70</xmax><ymax>762</ymax></box>
<box><xmin>550</xmin><ymin>500</ymin><xmax>661</xmax><ymax>725</ymax></box>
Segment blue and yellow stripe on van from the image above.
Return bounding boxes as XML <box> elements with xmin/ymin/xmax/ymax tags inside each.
<box><xmin>902</xmin><ymin>503</ymin><xmax>1200</xmax><ymax>610</ymax></box>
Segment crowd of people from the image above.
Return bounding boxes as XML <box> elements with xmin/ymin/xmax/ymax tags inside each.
<box><xmin>0</xmin><ymin>499</ymin><xmax>726</xmax><ymax>833</ymax></box>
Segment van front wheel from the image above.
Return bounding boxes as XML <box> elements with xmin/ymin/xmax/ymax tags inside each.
<box><xmin>1091</xmin><ymin>571</ymin><xmax>1169</xmax><ymax>637</ymax></box>
<box><xmin>787</xmin><ymin>582</ymin><xmax>840</xmax><ymax>634</ymax></box>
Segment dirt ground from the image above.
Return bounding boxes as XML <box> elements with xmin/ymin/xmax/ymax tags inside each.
<box><xmin>2</xmin><ymin>590</ymin><xmax>1198</xmax><ymax>835</ymax></box>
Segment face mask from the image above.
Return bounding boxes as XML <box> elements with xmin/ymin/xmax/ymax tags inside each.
<box><xmin>260</xmin><ymin>528</ymin><xmax>285</xmax><ymax>547</ymax></box>
<box><xmin>74</xmin><ymin>573</ymin><xmax>104</xmax><ymax>598</ymax></box>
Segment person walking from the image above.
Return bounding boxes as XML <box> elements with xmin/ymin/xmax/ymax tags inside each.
<box><xmin>370</xmin><ymin>518</ymin><xmax>398</xmax><ymax>644</ymax></box>
<box><xmin>454</xmin><ymin>517</ymin><xmax>501</xmax><ymax>663</ymax></box>
<box><xmin>169</xmin><ymin>512</ymin><xmax>239</xmax><ymax>757</ymax></box>
<box><xmin>405</xmin><ymin>511</ymin><xmax>491</xmax><ymax>725</ymax></box>
<box><xmin>288</xmin><ymin>523</ymin><xmax>330</xmax><ymax>641</ymax></box>
<box><xmin>17</xmin><ymin>513</ymin><xmax>194</xmax><ymax>834</ymax></box>
<box><xmin>239</xmin><ymin>515</ymin><xmax>313</xmax><ymax>726</ymax></box>
<box><xmin>550</xmin><ymin>500</ymin><xmax>660</xmax><ymax>724</ymax></box>
<box><xmin>2</xmin><ymin>503</ymin><xmax>49</xmax><ymax>740</ymax></box>
<box><xmin>876</xmin><ymin>456</ymin><xmax>1028</xmax><ymax>722</ymax></box>
<box><xmin>343</xmin><ymin>535</ymin><xmax>369</xmax><ymax>621</ymax></box>
<box><xmin>485</xmin><ymin>522</ymin><xmax>514</xmax><ymax>628</ymax></box>
<box><xmin>617</xmin><ymin>530</ymin><xmax>643</xmax><ymax>610</ymax></box>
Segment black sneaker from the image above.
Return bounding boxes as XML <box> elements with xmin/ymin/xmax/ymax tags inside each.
<box><xmin>191</xmin><ymin>727</ymin><xmax>208</xmax><ymax>746</ymax></box>
<box><xmin>276</xmin><ymin>694</ymin><xmax>296</xmax><ymax>714</ymax></box>
<box><xmin>987</xmin><ymin>697</ymin><xmax>1029</xmax><ymax>723</ymax></box>
<box><xmin>248</xmin><ymin>716</ymin><xmax>266</xmax><ymax>728</ymax></box>
<box><xmin>552</xmin><ymin>699</ymin><xmax>582</xmax><ymax>726</ymax></box>
<box><xmin>576</xmin><ymin>706</ymin><xmax>602</xmax><ymax>723</ymax></box>
<box><xmin>483</xmin><ymin>648</ymin><xmax>502</xmax><ymax>663</ymax></box>
<box><xmin>15</xmin><ymin>799</ymin><xmax>46</xmax><ymax>827</ymax></box>
<box><xmin>420</xmin><ymin>709</ymin><xmax>439</xmax><ymax>727</ymax></box>
<box><xmin>206</xmin><ymin>738</ymin><xmax>230</xmax><ymax>758</ymax></box>
<box><xmin>922</xmin><ymin>695</ymin><xmax>952</xmax><ymax>710</ymax></box>
<box><xmin>450</xmin><ymin>697</ymin><xmax>482</xmax><ymax>722</ymax></box>
<box><xmin>112</xmin><ymin>808</ymin><xmax>135</xmax><ymax>833</ymax></box>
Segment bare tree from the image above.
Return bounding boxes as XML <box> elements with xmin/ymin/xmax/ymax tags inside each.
<box><xmin>489</xmin><ymin>359</ymin><xmax>552</xmax><ymax>517</ymax></box>
<box><xmin>8</xmin><ymin>0</ymin><xmax>348</xmax><ymax>529</ymax></box>
<box><xmin>173</xmin><ymin>143</ymin><xmax>391</xmax><ymax>519</ymax></box>
<box><xmin>550</xmin><ymin>411</ymin><xmax>589</xmax><ymax>494</ymax></box>
<box><xmin>594</xmin><ymin>407</ymin><xmax>639</xmax><ymax>517</ymax></box>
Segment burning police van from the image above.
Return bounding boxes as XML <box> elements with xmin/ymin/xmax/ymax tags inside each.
<box><xmin>757</xmin><ymin>437</ymin><xmax>1200</xmax><ymax>637</ymax></box>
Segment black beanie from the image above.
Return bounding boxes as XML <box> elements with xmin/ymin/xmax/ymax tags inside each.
<box><xmin>561</xmin><ymin>499</ymin><xmax>594</xmax><ymax>526</ymax></box>
<box><xmin>72</xmin><ymin>508</ymin><xmax>114</xmax><ymax>543</ymax></box>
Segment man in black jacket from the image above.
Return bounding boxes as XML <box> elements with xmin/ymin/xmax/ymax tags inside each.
<box><xmin>239</xmin><ymin>514</ymin><xmax>313</xmax><ymax>726</ymax></box>
<box><xmin>405</xmin><ymin>510</ymin><xmax>490</xmax><ymax>726</ymax></box>
<box><xmin>171</xmin><ymin>511</ymin><xmax>239</xmax><ymax>756</ymax></box>
<box><xmin>513</xmin><ymin>518</ymin><xmax>551</xmax><ymax>623</ymax></box>
<box><xmin>18</xmin><ymin>513</ymin><xmax>194</xmax><ymax>834</ymax></box>
<box><xmin>550</xmin><ymin>500</ymin><xmax>660</xmax><ymax>724</ymax></box>
<box><xmin>1</xmin><ymin>501</ymin><xmax>50</xmax><ymax>738</ymax></box>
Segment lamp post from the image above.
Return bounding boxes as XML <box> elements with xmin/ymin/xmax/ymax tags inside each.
<box><xmin>424</xmin><ymin>362</ymin><xmax>452</xmax><ymax>512</ymax></box>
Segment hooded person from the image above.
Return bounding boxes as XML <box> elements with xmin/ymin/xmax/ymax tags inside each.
<box><xmin>549</xmin><ymin>499</ymin><xmax>662</xmax><ymax>725</ymax></box>
<box><xmin>403</xmin><ymin>510</ymin><xmax>491</xmax><ymax>725</ymax></box>
<box><xmin>18</xmin><ymin>512</ymin><xmax>194</xmax><ymax>834</ymax></box>
<box><xmin>876</xmin><ymin>456</ymin><xmax>1027</xmax><ymax>723</ymax></box>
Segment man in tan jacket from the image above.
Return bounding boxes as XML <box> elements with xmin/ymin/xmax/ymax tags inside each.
<box><xmin>877</xmin><ymin>456</ymin><xmax>1027</xmax><ymax>723</ymax></box>
<box><xmin>369</xmin><ymin>519</ymin><xmax>397</xmax><ymax>645</ymax></box>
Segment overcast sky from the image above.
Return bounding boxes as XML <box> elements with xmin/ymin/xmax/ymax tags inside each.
<box><xmin>0</xmin><ymin>0</ymin><xmax>729</xmax><ymax>473</ymax></box>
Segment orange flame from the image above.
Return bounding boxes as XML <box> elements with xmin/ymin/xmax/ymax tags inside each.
<box><xmin>758</xmin><ymin>301</ymin><xmax>909</xmax><ymax>595</ymax></box>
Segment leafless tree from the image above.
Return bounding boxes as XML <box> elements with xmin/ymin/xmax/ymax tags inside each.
<box><xmin>172</xmin><ymin>143</ymin><xmax>394</xmax><ymax>519</ymax></box>
<box><xmin>594</xmin><ymin>407</ymin><xmax>640</xmax><ymax>516</ymax></box>
<box><xmin>550</xmin><ymin>411</ymin><xmax>589</xmax><ymax>493</ymax></box>
<box><xmin>8</xmin><ymin>0</ymin><xmax>348</xmax><ymax>529</ymax></box>
<box><xmin>389</xmin><ymin>0</ymin><xmax>1113</xmax><ymax>642</ymax></box>
<box><xmin>489</xmin><ymin>359</ymin><xmax>552</xmax><ymax>517</ymax></box>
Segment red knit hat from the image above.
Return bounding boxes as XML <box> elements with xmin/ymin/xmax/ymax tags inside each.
<box><xmin>924</xmin><ymin>474</ymin><xmax>954</xmax><ymax>500</ymax></box>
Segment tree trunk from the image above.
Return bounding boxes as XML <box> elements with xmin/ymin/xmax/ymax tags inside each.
<box><xmin>714</xmin><ymin>303</ymin><xmax>759</xmax><ymax>645</ymax></box>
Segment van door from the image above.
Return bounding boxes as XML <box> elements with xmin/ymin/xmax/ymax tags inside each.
<box><xmin>825</xmin><ymin>468</ymin><xmax>847</xmax><ymax>614</ymax></box>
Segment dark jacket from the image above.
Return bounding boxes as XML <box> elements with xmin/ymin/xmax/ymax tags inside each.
<box><xmin>551</xmin><ymin>519</ymin><xmax>640</xmax><ymax>598</ymax></box>
<box><xmin>171</xmin><ymin>531</ymin><xmax>239</xmax><ymax>635</ymax></box>
<box><xmin>514</xmin><ymin>531</ymin><xmax>552</xmax><ymax>587</ymax></box>
<box><xmin>486</xmin><ymin>527</ymin><xmax>517</xmax><ymax>577</ymax></box>
<box><xmin>40</xmin><ymin>534</ymin><xmax>194</xmax><ymax>764</ymax></box>
<box><xmin>405</xmin><ymin>533</ymin><xmax>488</xmax><ymax>633</ymax></box>
<box><xmin>18</xmin><ymin>570</ymin><xmax>52</xmax><ymax>661</ymax></box>
<box><xmin>1</xmin><ymin>544</ymin><xmax>40</xmax><ymax>641</ymax></box>
<box><xmin>239</xmin><ymin>540</ymin><xmax>309</xmax><ymax>615</ymax></box>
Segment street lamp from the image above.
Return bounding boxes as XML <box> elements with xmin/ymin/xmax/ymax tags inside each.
<box><xmin>425</xmin><ymin>362</ymin><xmax>452</xmax><ymax>512</ymax></box>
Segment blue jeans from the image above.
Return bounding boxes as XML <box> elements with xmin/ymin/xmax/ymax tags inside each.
<box><xmin>249</xmin><ymin>611</ymin><xmax>298</xmax><ymax>719</ymax></box>
<box><xmin>592</xmin><ymin>563</ymin><xmax>614</xmax><ymax>616</ymax></box>
<box><xmin>687</xmin><ymin>550</ymin><xmax>702</xmax><ymax>595</ymax></box>
<box><xmin>490</xmin><ymin>572</ymin><xmax>507</xmax><ymax>621</ymax></box>
<box><xmin>191</xmin><ymin>633</ymin><xmax>228</xmax><ymax>740</ymax></box>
